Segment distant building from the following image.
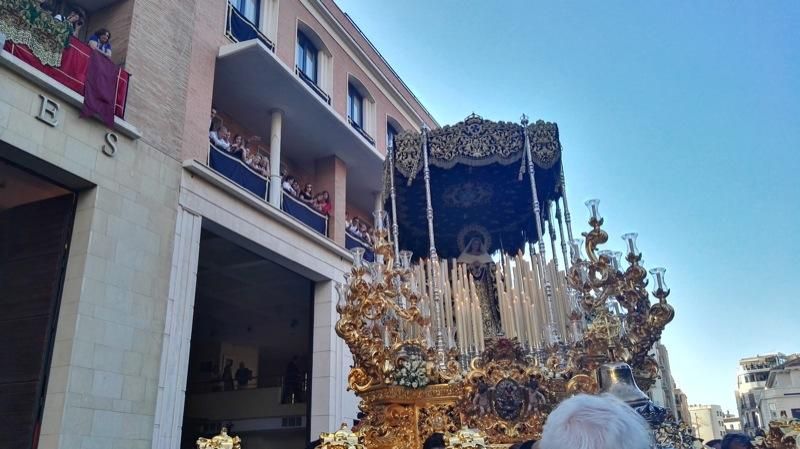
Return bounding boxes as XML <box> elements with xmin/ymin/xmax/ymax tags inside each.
<box><xmin>689</xmin><ymin>404</ymin><xmax>727</xmax><ymax>442</ymax></box>
<box><xmin>757</xmin><ymin>357</ymin><xmax>800</xmax><ymax>423</ymax></box>
<box><xmin>723</xmin><ymin>412</ymin><xmax>742</xmax><ymax>433</ymax></box>
<box><xmin>648</xmin><ymin>342</ymin><xmax>679</xmax><ymax>418</ymax></box>
<box><xmin>675</xmin><ymin>388</ymin><xmax>692</xmax><ymax>426</ymax></box>
<box><xmin>736</xmin><ymin>353</ymin><xmax>789</xmax><ymax>435</ymax></box>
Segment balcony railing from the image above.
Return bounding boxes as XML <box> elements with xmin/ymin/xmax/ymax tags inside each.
<box><xmin>294</xmin><ymin>66</ymin><xmax>331</xmax><ymax>104</ymax></box>
<box><xmin>224</xmin><ymin>1</ymin><xmax>274</xmax><ymax>51</ymax></box>
<box><xmin>345</xmin><ymin>231</ymin><xmax>374</xmax><ymax>262</ymax></box>
<box><xmin>208</xmin><ymin>144</ymin><xmax>269</xmax><ymax>199</ymax></box>
<box><xmin>282</xmin><ymin>193</ymin><xmax>328</xmax><ymax>237</ymax></box>
<box><xmin>348</xmin><ymin>117</ymin><xmax>375</xmax><ymax>145</ymax></box>
<box><xmin>2</xmin><ymin>35</ymin><xmax>130</xmax><ymax>118</ymax></box>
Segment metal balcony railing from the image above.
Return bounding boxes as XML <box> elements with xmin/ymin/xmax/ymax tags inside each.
<box><xmin>295</xmin><ymin>65</ymin><xmax>331</xmax><ymax>104</ymax></box>
<box><xmin>224</xmin><ymin>1</ymin><xmax>275</xmax><ymax>51</ymax></box>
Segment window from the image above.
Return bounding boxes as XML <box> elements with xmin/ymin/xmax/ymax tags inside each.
<box><xmin>792</xmin><ymin>409</ymin><xmax>800</xmax><ymax>419</ymax></box>
<box><xmin>387</xmin><ymin>123</ymin><xmax>398</xmax><ymax>149</ymax></box>
<box><xmin>296</xmin><ymin>32</ymin><xmax>318</xmax><ymax>83</ymax></box>
<box><xmin>231</xmin><ymin>0</ymin><xmax>260</xmax><ymax>25</ymax></box>
<box><xmin>348</xmin><ymin>83</ymin><xmax>364</xmax><ymax>128</ymax></box>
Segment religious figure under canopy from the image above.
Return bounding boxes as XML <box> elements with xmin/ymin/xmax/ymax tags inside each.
<box><xmin>456</xmin><ymin>226</ymin><xmax>502</xmax><ymax>337</ymax></box>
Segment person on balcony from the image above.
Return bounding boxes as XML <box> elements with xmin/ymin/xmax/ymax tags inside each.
<box><xmin>348</xmin><ymin>216</ymin><xmax>361</xmax><ymax>236</ymax></box>
<box><xmin>251</xmin><ymin>154</ymin><xmax>268</xmax><ymax>177</ymax></box>
<box><xmin>312</xmin><ymin>191</ymin><xmax>332</xmax><ymax>216</ymax></box>
<box><xmin>230</xmin><ymin>134</ymin><xmax>245</xmax><ymax>158</ymax></box>
<box><xmin>291</xmin><ymin>179</ymin><xmax>301</xmax><ymax>197</ymax></box>
<box><xmin>54</xmin><ymin>7</ymin><xmax>85</xmax><ymax>37</ymax></box>
<box><xmin>299</xmin><ymin>183</ymin><xmax>314</xmax><ymax>203</ymax></box>
<box><xmin>210</xmin><ymin>126</ymin><xmax>231</xmax><ymax>150</ymax></box>
<box><xmin>359</xmin><ymin>222</ymin><xmax>372</xmax><ymax>245</ymax></box>
<box><xmin>282</xmin><ymin>176</ymin><xmax>297</xmax><ymax>196</ymax></box>
<box><xmin>88</xmin><ymin>29</ymin><xmax>112</xmax><ymax>58</ymax></box>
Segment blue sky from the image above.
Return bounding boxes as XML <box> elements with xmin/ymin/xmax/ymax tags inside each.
<box><xmin>337</xmin><ymin>0</ymin><xmax>800</xmax><ymax>413</ymax></box>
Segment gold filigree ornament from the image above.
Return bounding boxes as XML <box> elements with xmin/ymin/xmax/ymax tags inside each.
<box><xmin>755</xmin><ymin>419</ymin><xmax>800</xmax><ymax>449</ymax></box>
<box><xmin>319</xmin><ymin>423</ymin><xmax>367</xmax><ymax>449</ymax></box>
<box><xmin>196</xmin><ymin>427</ymin><xmax>242</xmax><ymax>449</ymax></box>
<box><xmin>446</xmin><ymin>427</ymin><xmax>488</xmax><ymax>449</ymax></box>
<box><xmin>332</xmin><ymin>201</ymin><xmax>682</xmax><ymax>448</ymax></box>
<box><xmin>653</xmin><ymin>420</ymin><xmax>702</xmax><ymax>449</ymax></box>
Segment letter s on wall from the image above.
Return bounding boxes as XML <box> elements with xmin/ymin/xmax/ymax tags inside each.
<box><xmin>102</xmin><ymin>132</ymin><xmax>118</xmax><ymax>157</ymax></box>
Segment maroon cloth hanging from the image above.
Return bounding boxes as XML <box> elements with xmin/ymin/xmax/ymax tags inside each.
<box><xmin>81</xmin><ymin>51</ymin><xmax>117</xmax><ymax>127</ymax></box>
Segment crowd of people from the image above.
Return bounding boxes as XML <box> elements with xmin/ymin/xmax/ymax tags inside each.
<box><xmin>209</xmin><ymin>107</ymin><xmax>377</xmax><ymax>236</ymax></box>
<box><xmin>345</xmin><ymin>213</ymin><xmax>374</xmax><ymax>245</ymax></box>
<box><xmin>35</xmin><ymin>3</ymin><xmax>114</xmax><ymax>58</ymax></box>
<box><xmin>281</xmin><ymin>175</ymin><xmax>332</xmax><ymax>216</ymax></box>
<box><xmin>209</xmin><ymin>107</ymin><xmax>271</xmax><ymax>178</ymax></box>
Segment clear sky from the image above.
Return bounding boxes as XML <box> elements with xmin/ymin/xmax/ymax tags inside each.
<box><xmin>336</xmin><ymin>0</ymin><xmax>800</xmax><ymax>413</ymax></box>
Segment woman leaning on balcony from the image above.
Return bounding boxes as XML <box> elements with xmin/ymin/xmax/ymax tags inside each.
<box><xmin>88</xmin><ymin>28</ymin><xmax>112</xmax><ymax>57</ymax></box>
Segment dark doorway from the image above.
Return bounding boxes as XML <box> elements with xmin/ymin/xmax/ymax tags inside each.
<box><xmin>0</xmin><ymin>158</ymin><xmax>76</xmax><ymax>449</ymax></box>
<box><xmin>180</xmin><ymin>228</ymin><xmax>314</xmax><ymax>449</ymax></box>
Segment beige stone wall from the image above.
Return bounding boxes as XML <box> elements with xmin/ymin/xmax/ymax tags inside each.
<box><xmin>0</xmin><ymin>66</ymin><xmax>180</xmax><ymax>449</ymax></box>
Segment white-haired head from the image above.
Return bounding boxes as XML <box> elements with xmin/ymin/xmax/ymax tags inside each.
<box><xmin>539</xmin><ymin>394</ymin><xmax>652</xmax><ymax>449</ymax></box>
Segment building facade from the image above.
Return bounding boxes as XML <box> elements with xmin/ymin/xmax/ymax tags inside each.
<box><xmin>648</xmin><ymin>342</ymin><xmax>679</xmax><ymax>418</ymax></box>
<box><xmin>674</xmin><ymin>388</ymin><xmax>692</xmax><ymax>426</ymax></box>
<box><xmin>723</xmin><ymin>412</ymin><xmax>742</xmax><ymax>433</ymax></box>
<box><xmin>757</xmin><ymin>357</ymin><xmax>800</xmax><ymax>424</ymax></box>
<box><xmin>736</xmin><ymin>353</ymin><xmax>788</xmax><ymax>435</ymax></box>
<box><xmin>0</xmin><ymin>1</ymin><xmax>436</xmax><ymax>449</ymax></box>
<box><xmin>689</xmin><ymin>404</ymin><xmax>727</xmax><ymax>443</ymax></box>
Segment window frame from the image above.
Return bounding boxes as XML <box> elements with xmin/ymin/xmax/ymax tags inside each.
<box><xmin>348</xmin><ymin>83</ymin><xmax>364</xmax><ymax>129</ymax></box>
<box><xmin>387</xmin><ymin>122</ymin><xmax>398</xmax><ymax>149</ymax></box>
<box><xmin>296</xmin><ymin>31</ymin><xmax>319</xmax><ymax>84</ymax></box>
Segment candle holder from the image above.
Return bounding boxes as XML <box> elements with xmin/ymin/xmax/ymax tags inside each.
<box><xmin>649</xmin><ymin>267</ymin><xmax>670</xmax><ymax>301</ymax></box>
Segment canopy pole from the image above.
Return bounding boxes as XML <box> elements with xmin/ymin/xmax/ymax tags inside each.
<box><xmin>421</xmin><ymin>125</ymin><xmax>448</xmax><ymax>369</ymax></box>
<box><xmin>548</xmin><ymin>201</ymin><xmax>560</xmax><ymax>273</ymax></box>
<box><xmin>559</xmin><ymin>164</ymin><xmax>576</xmax><ymax>246</ymax></box>
<box><xmin>387</xmin><ymin>143</ymin><xmax>401</xmax><ymax>262</ymax></box>
<box><xmin>522</xmin><ymin>114</ymin><xmax>560</xmax><ymax>345</ymax></box>
<box><xmin>555</xmin><ymin>199</ymin><xmax>570</xmax><ymax>272</ymax></box>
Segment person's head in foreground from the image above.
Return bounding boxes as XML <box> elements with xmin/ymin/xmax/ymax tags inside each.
<box><xmin>706</xmin><ymin>439</ymin><xmax>723</xmax><ymax>449</ymax></box>
<box><xmin>538</xmin><ymin>394</ymin><xmax>651</xmax><ymax>449</ymax></box>
<box><xmin>422</xmin><ymin>432</ymin><xmax>445</xmax><ymax>449</ymax></box>
<box><xmin>721</xmin><ymin>434</ymin><xmax>754</xmax><ymax>449</ymax></box>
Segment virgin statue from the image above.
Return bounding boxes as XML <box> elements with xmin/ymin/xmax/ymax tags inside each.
<box><xmin>457</xmin><ymin>229</ymin><xmax>501</xmax><ymax>336</ymax></box>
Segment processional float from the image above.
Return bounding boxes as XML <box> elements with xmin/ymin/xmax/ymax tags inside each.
<box><xmin>331</xmin><ymin>114</ymin><xmax>693</xmax><ymax>449</ymax></box>
<box><xmin>198</xmin><ymin>115</ymin><xmax>799</xmax><ymax>449</ymax></box>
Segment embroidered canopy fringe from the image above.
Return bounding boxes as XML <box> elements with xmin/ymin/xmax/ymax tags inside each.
<box><xmin>0</xmin><ymin>0</ymin><xmax>71</xmax><ymax>66</ymax></box>
<box><xmin>390</xmin><ymin>114</ymin><xmax>562</xmax><ymax>187</ymax></box>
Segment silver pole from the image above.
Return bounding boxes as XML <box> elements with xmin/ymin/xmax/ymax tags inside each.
<box><xmin>559</xmin><ymin>164</ymin><xmax>575</xmax><ymax>244</ymax></box>
<box><xmin>555</xmin><ymin>199</ymin><xmax>570</xmax><ymax>272</ymax></box>
<box><xmin>387</xmin><ymin>143</ymin><xmax>401</xmax><ymax>261</ymax></box>
<box><xmin>522</xmin><ymin>115</ymin><xmax>560</xmax><ymax>345</ymax></box>
<box><xmin>420</xmin><ymin>126</ymin><xmax>447</xmax><ymax>369</ymax></box>
<box><xmin>548</xmin><ymin>201</ymin><xmax>560</xmax><ymax>273</ymax></box>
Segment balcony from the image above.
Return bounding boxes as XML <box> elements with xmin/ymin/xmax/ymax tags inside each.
<box><xmin>208</xmin><ymin>144</ymin><xmax>268</xmax><ymax>199</ymax></box>
<box><xmin>212</xmin><ymin>40</ymin><xmax>384</xmax><ymax>218</ymax></box>
<box><xmin>345</xmin><ymin>231</ymin><xmax>374</xmax><ymax>262</ymax></box>
<box><xmin>295</xmin><ymin>65</ymin><xmax>330</xmax><ymax>104</ymax></box>
<box><xmin>0</xmin><ymin>4</ymin><xmax>130</xmax><ymax>120</ymax></box>
<box><xmin>205</xmin><ymin>144</ymin><xmax>333</xmax><ymax>238</ymax></box>
<box><xmin>282</xmin><ymin>193</ymin><xmax>328</xmax><ymax>236</ymax></box>
<box><xmin>224</xmin><ymin>1</ymin><xmax>274</xmax><ymax>52</ymax></box>
<box><xmin>348</xmin><ymin>117</ymin><xmax>375</xmax><ymax>146</ymax></box>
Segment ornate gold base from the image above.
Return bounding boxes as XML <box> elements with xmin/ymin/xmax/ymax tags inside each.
<box><xmin>355</xmin><ymin>384</ymin><xmax>465</xmax><ymax>449</ymax></box>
